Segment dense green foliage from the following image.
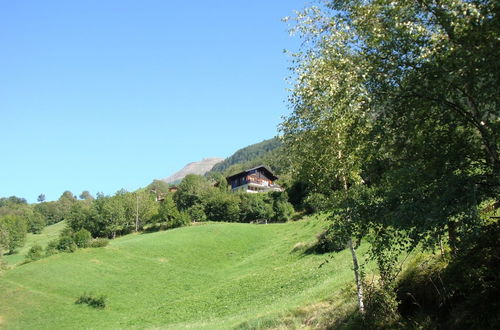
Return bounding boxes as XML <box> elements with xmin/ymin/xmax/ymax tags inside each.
<box><xmin>209</xmin><ymin>137</ymin><xmax>282</xmax><ymax>175</ymax></box>
<box><xmin>0</xmin><ymin>215</ymin><xmax>28</xmax><ymax>254</ymax></box>
<box><xmin>281</xmin><ymin>0</ymin><xmax>499</xmax><ymax>326</ymax></box>
<box><xmin>0</xmin><ymin>196</ymin><xmax>45</xmax><ymax>234</ymax></box>
<box><xmin>2</xmin><ymin>220</ymin><xmax>66</xmax><ymax>265</ymax></box>
<box><xmin>25</xmin><ymin>244</ymin><xmax>44</xmax><ymax>262</ymax></box>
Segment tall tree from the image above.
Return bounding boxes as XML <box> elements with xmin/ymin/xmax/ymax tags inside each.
<box><xmin>0</xmin><ymin>215</ymin><xmax>27</xmax><ymax>254</ymax></box>
<box><xmin>282</xmin><ymin>4</ymin><xmax>374</xmax><ymax>312</ymax></box>
<box><xmin>173</xmin><ymin>175</ymin><xmax>212</xmax><ymax>211</ymax></box>
<box><xmin>282</xmin><ymin>0</ymin><xmax>499</xmax><ymax>314</ymax></box>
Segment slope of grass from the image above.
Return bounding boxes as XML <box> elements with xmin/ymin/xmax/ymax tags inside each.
<box><xmin>3</xmin><ymin>220</ymin><xmax>66</xmax><ymax>266</ymax></box>
<box><xmin>0</xmin><ymin>217</ymin><xmax>366</xmax><ymax>329</ymax></box>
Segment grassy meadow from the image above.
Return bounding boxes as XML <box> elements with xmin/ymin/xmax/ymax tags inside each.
<box><xmin>0</xmin><ymin>217</ymin><xmax>366</xmax><ymax>329</ymax></box>
<box><xmin>3</xmin><ymin>220</ymin><xmax>66</xmax><ymax>266</ymax></box>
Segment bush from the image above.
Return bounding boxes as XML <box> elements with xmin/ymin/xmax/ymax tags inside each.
<box><xmin>75</xmin><ymin>292</ymin><xmax>106</xmax><ymax>309</ymax></box>
<box><xmin>268</xmin><ymin>191</ymin><xmax>295</xmax><ymax>222</ymax></box>
<box><xmin>25</xmin><ymin>244</ymin><xmax>44</xmax><ymax>262</ymax></box>
<box><xmin>186</xmin><ymin>204</ymin><xmax>206</xmax><ymax>222</ymax></box>
<box><xmin>238</xmin><ymin>194</ymin><xmax>273</xmax><ymax>223</ymax></box>
<box><xmin>45</xmin><ymin>239</ymin><xmax>59</xmax><ymax>256</ymax></box>
<box><xmin>205</xmin><ymin>193</ymin><xmax>240</xmax><ymax>222</ymax></box>
<box><xmin>172</xmin><ymin>211</ymin><xmax>191</xmax><ymax>228</ymax></box>
<box><xmin>272</xmin><ymin>200</ymin><xmax>294</xmax><ymax>222</ymax></box>
<box><xmin>74</xmin><ymin>228</ymin><xmax>92</xmax><ymax>248</ymax></box>
<box><xmin>364</xmin><ymin>283</ymin><xmax>400</xmax><ymax>328</ymax></box>
<box><xmin>313</xmin><ymin>225</ymin><xmax>349</xmax><ymax>254</ymax></box>
<box><xmin>57</xmin><ymin>235</ymin><xmax>77</xmax><ymax>252</ymax></box>
<box><xmin>89</xmin><ymin>238</ymin><xmax>109</xmax><ymax>248</ymax></box>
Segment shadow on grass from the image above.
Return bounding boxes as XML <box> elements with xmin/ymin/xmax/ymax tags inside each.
<box><xmin>234</xmin><ymin>299</ymin><xmax>363</xmax><ymax>330</ymax></box>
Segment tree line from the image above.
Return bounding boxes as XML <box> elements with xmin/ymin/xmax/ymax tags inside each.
<box><xmin>0</xmin><ymin>176</ymin><xmax>295</xmax><ymax>262</ymax></box>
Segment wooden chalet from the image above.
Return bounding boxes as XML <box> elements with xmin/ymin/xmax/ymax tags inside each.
<box><xmin>226</xmin><ymin>166</ymin><xmax>283</xmax><ymax>193</ymax></box>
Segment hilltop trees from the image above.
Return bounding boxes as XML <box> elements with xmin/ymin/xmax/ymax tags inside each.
<box><xmin>174</xmin><ymin>174</ymin><xmax>212</xmax><ymax>211</ymax></box>
<box><xmin>155</xmin><ymin>193</ymin><xmax>181</xmax><ymax>228</ymax></box>
<box><xmin>79</xmin><ymin>191</ymin><xmax>94</xmax><ymax>201</ymax></box>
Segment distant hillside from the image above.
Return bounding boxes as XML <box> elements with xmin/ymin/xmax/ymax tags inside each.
<box><xmin>162</xmin><ymin>157</ymin><xmax>224</xmax><ymax>184</ymax></box>
<box><xmin>209</xmin><ymin>137</ymin><xmax>283</xmax><ymax>176</ymax></box>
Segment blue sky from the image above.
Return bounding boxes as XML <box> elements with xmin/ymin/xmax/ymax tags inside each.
<box><xmin>0</xmin><ymin>1</ymin><xmax>306</xmax><ymax>202</ymax></box>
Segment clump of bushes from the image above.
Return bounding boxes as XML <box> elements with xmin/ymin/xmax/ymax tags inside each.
<box><xmin>73</xmin><ymin>228</ymin><xmax>92</xmax><ymax>248</ymax></box>
<box><xmin>75</xmin><ymin>292</ymin><xmax>106</xmax><ymax>309</ymax></box>
<box><xmin>45</xmin><ymin>240</ymin><xmax>59</xmax><ymax>256</ymax></box>
<box><xmin>25</xmin><ymin>244</ymin><xmax>44</xmax><ymax>262</ymax></box>
<box><xmin>89</xmin><ymin>238</ymin><xmax>109</xmax><ymax>248</ymax></box>
<box><xmin>313</xmin><ymin>225</ymin><xmax>348</xmax><ymax>254</ymax></box>
<box><xmin>25</xmin><ymin>228</ymin><xmax>103</xmax><ymax>263</ymax></box>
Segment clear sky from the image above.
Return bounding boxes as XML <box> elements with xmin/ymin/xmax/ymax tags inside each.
<box><xmin>0</xmin><ymin>1</ymin><xmax>306</xmax><ymax>202</ymax></box>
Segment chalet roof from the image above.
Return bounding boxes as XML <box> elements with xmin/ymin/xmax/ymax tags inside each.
<box><xmin>226</xmin><ymin>165</ymin><xmax>278</xmax><ymax>181</ymax></box>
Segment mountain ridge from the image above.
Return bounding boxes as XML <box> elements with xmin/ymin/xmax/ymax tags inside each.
<box><xmin>161</xmin><ymin>157</ymin><xmax>224</xmax><ymax>184</ymax></box>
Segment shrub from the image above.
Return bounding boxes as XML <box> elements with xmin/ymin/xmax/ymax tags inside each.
<box><xmin>314</xmin><ymin>225</ymin><xmax>348</xmax><ymax>254</ymax></box>
<box><xmin>186</xmin><ymin>204</ymin><xmax>206</xmax><ymax>222</ymax></box>
<box><xmin>45</xmin><ymin>239</ymin><xmax>59</xmax><ymax>256</ymax></box>
<box><xmin>205</xmin><ymin>193</ymin><xmax>240</xmax><ymax>222</ymax></box>
<box><xmin>268</xmin><ymin>191</ymin><xmax>295</xmax><ymax>222</ymax></box>
<box><xmin>75</xmin><ymin>292</ymin><xmax>106</xmax><ymax>309</ymax></box>
<box><xmin>363</xmin><ymin>282</ymin><xmax>400</xmax><ymax>328</ymax></box>
<box><xmin>74</xmin><ymin>228</ymin><xmax>92</xmax><ymax>248</ymax></box>
<box><xmin>173</xmin><ymin>211</ymin><xmax>191</xmax><ymax>228</ymax></box>
<box><xmin>25</xmin><ymin>244</ymin><xmax>44</xmax><ymax>262</ymax></box>
<box><xmin>238</xmin><ymin>194</ymin><xmax>273</xmax><ymax>223</ymax></box>
<box><xmin>272</xmin><ymin>201</ymin><xmax>294</xmax><ymax>222</ymax></box>
<box><xmin>57</xmin><ymin>235</ymin><xmax>77</xmax><ymax>252</ymax></box>
<box><xmin>89</xmin><ymin>238</ymin><xmax>109</xmax><ymax>248</ymax></box>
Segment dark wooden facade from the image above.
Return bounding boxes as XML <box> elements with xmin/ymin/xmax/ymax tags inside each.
<box><xmin>226</xmin><ymin>166</ymin><xmax>280</xmax><ymax>193</ymax></box>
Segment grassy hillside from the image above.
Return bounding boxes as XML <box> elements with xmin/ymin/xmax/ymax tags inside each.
<box><xmin>3</xmin><ymin>220</ymin><xmax>66</xmax><ymax>266</ymax></box>
<box><xmin>0</xmin><ymin>217</ymin><xmax>366</xmax><ymax>329</ymax></box>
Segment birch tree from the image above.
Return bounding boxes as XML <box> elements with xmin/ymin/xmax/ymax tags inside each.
<box><xmin>281</xmin><ymin>6</ymin><xmax>373</xmax><ymax>313</ymax></box>
<box><xmin>281</xmin><ymin>0</ymin><xmax>498</xmax><ymax>314</ymax></box>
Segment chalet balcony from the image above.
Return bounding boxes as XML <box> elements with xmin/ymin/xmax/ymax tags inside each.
<box><xmin>246</xmin><ymin>182</ymin><xmax>283</xmax><ymax>192</ymax></box>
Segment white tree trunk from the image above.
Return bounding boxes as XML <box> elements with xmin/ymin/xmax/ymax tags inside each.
<box><xmin>339</xmin><ymin>133</ymin><xmax>365</xmax><ymax>315</ymax></box>
<box><xmin>349</xmin><ymin>237</ymin><xmax>365</xmax><ymax>314</ymax></box>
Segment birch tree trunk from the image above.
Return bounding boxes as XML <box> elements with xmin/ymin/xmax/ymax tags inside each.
<box><xmin>339</xmin><ymin>139</ymin><xmax>365</xmax><ymax>315</ymax></box>
<box><xmin>348</xmin><ymin>237</ymin><xmax>365</xmax><ymax>314</ymax></box>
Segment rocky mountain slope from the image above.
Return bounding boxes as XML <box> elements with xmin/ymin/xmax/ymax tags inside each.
<box><xmin>161</xmin><ymin>157</ymin><xmax>224</xmax><ymax>184</ymax></box>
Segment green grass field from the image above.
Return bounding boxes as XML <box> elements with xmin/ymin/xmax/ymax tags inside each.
<box><xmin>3</xmin><ymin>220</ymin><xmax>67</xmax><ymax>266</ymax></box>
<box><xmin>0</xmin><ymin>217</ymin><xmax>365</xmax><ymax>329</ymax></box>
